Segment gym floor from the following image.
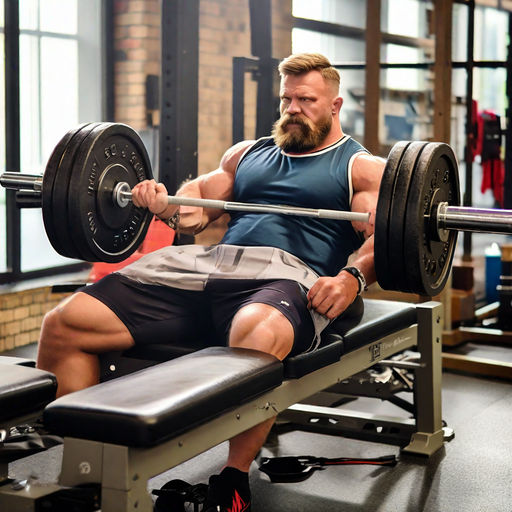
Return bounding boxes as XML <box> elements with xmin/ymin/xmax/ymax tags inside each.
<box><xmin>6</xmin><ymin>232</ymin><xmax>512</xmax><ymax>511</ymax></box>
<box><xmin>7</xmin><ymin>361</ymin><xmax>512</xmax><ymax>512</ymax></box>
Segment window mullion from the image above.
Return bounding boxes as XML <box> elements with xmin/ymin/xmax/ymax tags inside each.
<box><xmin>4</xmin><ymin>0</ymin><xmax>21</xmax><ymax>277</ymax></box>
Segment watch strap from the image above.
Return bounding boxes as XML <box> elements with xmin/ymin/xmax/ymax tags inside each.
<box><xmin>341</xmin><ymin>266</ymin><xmax>367</xmax><ymax>294</ymax></box>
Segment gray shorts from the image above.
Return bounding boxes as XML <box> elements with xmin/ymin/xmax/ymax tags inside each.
<box><xmin>82</xmin><ymin>273</ymin><xmax>317</xmax><ymax>356</ymax></box>
<box><xmin>117</xmin><ymin>244</ymin><xmax>331</xmax><ymax>346</ymax></box>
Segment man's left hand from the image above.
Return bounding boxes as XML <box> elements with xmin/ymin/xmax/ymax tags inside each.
<box><xmin>307</xmin><ymin>275</ymin><xmax>359</xmax><ymax>319</ymax></box>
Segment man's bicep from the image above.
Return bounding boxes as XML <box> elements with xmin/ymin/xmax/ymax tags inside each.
<box><xmin>350</xmin><ymin>154</ymin><xmax>385</xmax><ymax>238</ymax></box>
<box><xmin>197</xmin><ymin>168</ymin><xmax>236</xmax><ymax>202</ymax></box>
<box><xmin>351</xmin><ymin>153</ymin><xmax>386</xmax><ymax>194</ymax></box>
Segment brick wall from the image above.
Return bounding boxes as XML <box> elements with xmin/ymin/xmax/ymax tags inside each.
<box><xmin>113</xmin><ymin>0</ymin><xmax>293</xmax><ymax>243</ymax></box>
<box><xmin>198</xmin><ymin>0</ymin><xmax>292</xmax><ymax>173</ymax></box>
<box><xmin>113</xmin><ymin>0</ymin><xmax>292</xmax><ymax>134</ymax></box>
<box><xmin>113</xmin><ymin>0</ymin><xmax>160</xmax><ymax>131</ymax></box>
<box><xmin>0</xmin><ymin>288</ymin><xmax>69</xmax><ymax>352</ymax></box>
<box><xmin>196</xmin><ymin>0</ymin><xmax>292</xmax><ymax>244</ymax></box>
<box><xmin>0</xmin><ymin>1</ymin><xmax>292</xmax><ymax>354</ymax></box>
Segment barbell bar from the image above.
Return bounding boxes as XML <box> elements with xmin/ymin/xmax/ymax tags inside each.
<box><xmin>113</xmin><ymin>181</ymin><xmax>370</xmax><ymax>222</ymax></box>
<box><xmin>1</xmin><ymin>172</ymin><xmax>43</xmax><ymax>191</ymax></box>
<box><xmin>1</xmin><ymin>173</ymin><xmax>370</xmax><ymax>223</ymax></box>
<box><xmin>4</xmin><ymin>172</ymin><xmax>510</xmax><ymax>234</ymax></box>
<box><xmin>1</xmin><ymin>122</ymin><xmax>511</xmax><ymax>297</ymax></box>
<box><xmin>437</xmin><ymin>203</ymin><xmax>512</xmax><ymax>234</ymax></box>
<box><xmin>112</xmin><ymin>181</ymin><xmax>512</xmax><ymax>235</ymax></box>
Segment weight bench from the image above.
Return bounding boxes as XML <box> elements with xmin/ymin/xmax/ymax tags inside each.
<box><xmin>0</xmin><ymin>299</ymin><xmax>447</xmax><ymax>512</ymax></box>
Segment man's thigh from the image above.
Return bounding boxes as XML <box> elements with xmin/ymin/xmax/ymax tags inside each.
<box><xmin>82</xmin><ymin>273</ymin><xmax>216</xmax><ymax>346</ymax></box>
<box><xmin>208</xmin><ymin>279</ymin><xmax>315</xmax><ymax>356</ymax></box>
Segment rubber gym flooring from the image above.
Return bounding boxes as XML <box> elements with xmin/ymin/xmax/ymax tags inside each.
<box><xmin>5</xmin><ymin>235</ymin><xmax>512</xmax><ymax>511</ymax></box>
<box><xmin>5</xmin><ymin>340</ymin><xmax>512</xmax><ymax>512</ymax></box>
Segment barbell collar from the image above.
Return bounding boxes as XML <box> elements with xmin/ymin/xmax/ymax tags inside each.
<box><xmin>0</xmin><ymin>172</ymin><xmax>43</xmax><ymax>192</ymax></box>
<box><xmin>114</xmin><ymin>182</ymin><xmax>371</xmax><ymax>223</ymax></box>
<box><xmin>438</xmin><ymin>202</ymin><xmax>512</xmax><ymax>235</ymax></box>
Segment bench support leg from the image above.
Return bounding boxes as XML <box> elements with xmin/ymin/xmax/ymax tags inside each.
<box><xmin>402</xmin><ymin>301</ymin><xmax>445</xmax><ymax>456</ymax></box>
<box><xmin>59</xmin><ymin>438</ymin><xmax>154</xmax><ymax>512</ymax></box>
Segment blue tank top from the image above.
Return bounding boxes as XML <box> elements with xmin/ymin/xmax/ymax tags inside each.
<box><xmin>220</xmin><ymin>136</ymin><xmax>368</xmax><ymax>276</ymax></box>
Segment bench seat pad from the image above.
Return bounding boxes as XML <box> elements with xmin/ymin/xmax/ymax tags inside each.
<box><xmin>0</xmin><ymin>364</ymin><xmax>57</xmax><ymax>423</ymax></box>
<box><xmin>283</xmin><ymin>299</ymin><xmax>417</xmax><ymax>378</ymax></box>
<box><xmin>341</xmin><ymin>299</ymin><xmax>417</xmax><ymax>354</ymax></box>
<box><xmin>44</xmin><ymin>347</ymin><xmax>283</xmax><ymax>447</ymax></box>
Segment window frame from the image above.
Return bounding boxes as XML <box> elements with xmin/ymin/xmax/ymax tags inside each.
<box><xmin>0</xmin><ymin>0</ymin><xmax>113</xmax><ymax>284</ymax></box>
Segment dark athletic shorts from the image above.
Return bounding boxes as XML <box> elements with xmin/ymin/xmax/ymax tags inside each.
<box><xmin>81</xmin><ymin>273</ymin><xmax>316</xmax><ymax>356</ymax></box>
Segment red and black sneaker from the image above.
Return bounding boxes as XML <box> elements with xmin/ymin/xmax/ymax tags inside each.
<box><xmin>203</xmin><ymin>467</ymin><xmax>251</xmax><ymax>512</ymax></box>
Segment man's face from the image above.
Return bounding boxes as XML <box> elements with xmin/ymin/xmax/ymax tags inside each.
<box><xmin>272</xmin><ymin>70</ymin><xmax>337</xmax><ymax>153</ymax></box>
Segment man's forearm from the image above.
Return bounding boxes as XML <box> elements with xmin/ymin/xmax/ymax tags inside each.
<box><xmin>173</xmin><ymin>179</ymin><xmax>208</xmax><ymax>234</ymax></box>
<box><xmin>154</xmin><ymin>178</ymin><xmax>206</xmax><ymax>234</ymax></box>
<box><xmin>344</xmin><ymin>235</ymin><xmax>376</xmax><ymax>287</ymax></box>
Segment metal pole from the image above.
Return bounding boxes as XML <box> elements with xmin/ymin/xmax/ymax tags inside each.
<box><xmin>114</xmin><ymin>183</ymin><xmax>370</xmax><ymax>223</ymax></box>
<box><xmin>463</xmin><ymin>0</ymin><xmax>476</xmax><ymax>260</ymax></box>
<box><xmin>0</xmin><ymin>172</ymin><xmax>42</xmax><ymax>191</ymax></box>
<box><xmin>440</xmin><ymin>204</ymin><xmax>512</xmax><ymax>234</ymax></box>
<box><xmin>504</xmin><ymin>12</ymin><xmax>512</xmax><ymax>209</ymax></box>
<box><xmin>4</xmin><ymin>0</ymin><xmax>21</xmax><ymax>276</ymax></box>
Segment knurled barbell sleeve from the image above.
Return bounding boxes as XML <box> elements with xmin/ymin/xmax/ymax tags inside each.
<box><xmin>438</xmin><ymin>203</ymin><xmax>512</xmax><ymax>235</ymax></box>
<box><xmin>0</xmin><ymin>172</ymin><xmax>43</xmax><ymax>192</ymax></box>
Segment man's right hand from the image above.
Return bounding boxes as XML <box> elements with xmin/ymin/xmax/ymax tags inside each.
<box><xmin>131</xmin><ymin>179</ymin><xmax>173</xmax><ymax>217</ymax></box>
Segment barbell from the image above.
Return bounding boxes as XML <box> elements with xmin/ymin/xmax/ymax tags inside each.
<box><xmin>1</xmin><ymin>121</ymin><xmax>512</xmax><ymax>297</ymax></box>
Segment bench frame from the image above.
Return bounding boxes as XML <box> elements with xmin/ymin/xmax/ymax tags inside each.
<box><xmin>45</xmin><ymin>301</ymin><xmax>445</xmax><ymax>512</ymax></box>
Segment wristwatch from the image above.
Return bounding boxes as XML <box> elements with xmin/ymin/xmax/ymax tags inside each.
<box><xmin>158</xmin><ymin>208</ymin><xmax>180</xmax><ymax>230</ymax></box>
<box><xmin>341</xmin><ymin>266</ymin><xmax>367</xmax><ymax>294</ymax></box>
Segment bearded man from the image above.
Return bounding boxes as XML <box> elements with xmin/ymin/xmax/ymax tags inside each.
<box><xmin>37</xmin><ymin>53</ymin><xmax>385</xmax><ymax>511</ymax></box>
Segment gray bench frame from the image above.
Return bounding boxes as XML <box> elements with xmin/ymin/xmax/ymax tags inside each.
<box><xmin>34</xmin><ymin>301</ymin><xmax>445</xmax><ymax>512</ymax></box>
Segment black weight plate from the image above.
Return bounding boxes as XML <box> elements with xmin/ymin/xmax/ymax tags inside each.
<box><xmin>50</xmin><ymin>123</ymin><xmax>103</xmax><ymax>259</ymax></box>
<box><xmin>374</xmin><ymin>141</ymin><xmax>410</xmax><ymax>291</ymax></box>
<box><xmin>42</xmin><ymin>123</ymin><xmax>92</xmax><ymax>259</ymax></box>
<box><xmin>67</xmin><ymin>123</ymin><xmax>154</xmax><ymax>263</ymax></box>
<box><xmin>66</xmin><ymin>122</ymin><xmax>123</xmax><ymax>262</ymax></box>
<box><xmin>387</xmin><ymin>141</ymin><xmax>429</xmax><ymax>293</ymax></box>
<box><xmin>403</xmin><ymin>142</ymin><xmax>460</xmax><ymax>296</ymax></box>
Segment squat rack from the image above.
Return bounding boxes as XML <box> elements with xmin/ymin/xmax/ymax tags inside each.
<box><xmin>233</xmin><ymin>0</ymin><xmax>512</xmax><ymax>263</ymax></box>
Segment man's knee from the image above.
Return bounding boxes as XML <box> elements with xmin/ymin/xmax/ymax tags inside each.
<box><xmin>229</xmin><ymin>303</ymin><xmax>294</xmax><ymax>360</ymax></box>
<box><xmin>40</xmin><ymin>299</ymin><xmax>81</xmax><ymax>351</ymax></box>
<box><xmin>40</xmin><ymin>293</ymin><xmax>104</xmax><ymax>348</ymax></box>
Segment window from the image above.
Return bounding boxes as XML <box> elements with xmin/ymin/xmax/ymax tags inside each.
<box><xmin>293</xmin><ymin>0</ymin><xmax>366</xmax><ymax>29</ymax></box>
<box><xmin>382</xmin><ymin>0</ymin><xmax>431</xmax><ymax>92</ymax></box>
<box><xmin>452</xmin><ymin>4</ymin><xmax>509</xmax><ymax>209</ymax></box>
<box><xmin>291</xmin><ymin>0</ymin><xmax>433</xmax><ymax>145</ymax></box>
<box><xmin>385</xmin><ymin>0</ymin><xmax>422</xmax><ymax>38</ymax></box>
<box><xmin>0</xmin><ymin>0</ymin><xmax>103</xmax><ymax>279</ymax></box>
<box><xmin>0</xmin><ymin>1</ymin><xmax>5</xmax><ymax>272</ymax></box>
<box><xmin>292</xmin><ymin>1</ymin><xmax>368</xmax><ymax>140</ymax></box>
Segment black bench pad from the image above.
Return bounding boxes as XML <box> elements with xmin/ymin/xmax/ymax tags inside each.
<box><xmin>104</xmin><ymin>299</ymin><xmax>418</xmax><ymax>381</ymax></box>
<box><xmin>283</xmin><ymin>299</ymin><xmax>417</xmax><ymax>378</ymax></box>
<box><xmin>341</xmin><ymin>299</ymin><xmax>417</xmax><ymax>354</ymax></box>
<box><xmin>0</xmin><ymin>364</ymin><xmax>57</xmax><ymax>423</ymax></box>
<box><xmin>44</xmin><ymin>347</ymin><xmax>283</xmax><ymax>447</ymax></box>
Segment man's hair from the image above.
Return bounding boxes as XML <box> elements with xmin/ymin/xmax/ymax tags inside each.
<box><xmin>278</xmin><ymin>53</ymin><xmax>340</xmax><ymax>90</ymax></box>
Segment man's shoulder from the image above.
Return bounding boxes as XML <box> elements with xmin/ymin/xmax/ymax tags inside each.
<box><xmin>351</xmin><ymin>152</ymin><xmax>386</xmax><ymax>191</ymax></box>
<box><xmin>236</xmin><ymin>136</ymin><xmax>276</xmax><ymax>166</ymax></box>
<box><xmin>243</xmin><ymin>136</ymin><xmax>275</xmax><ymax>155</ymax></box>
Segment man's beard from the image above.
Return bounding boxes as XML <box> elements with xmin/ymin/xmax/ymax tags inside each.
<box><xmin>272</xmin><ymin>112</ymin><xmax>332</xmax><ymax>153</ymax></box>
